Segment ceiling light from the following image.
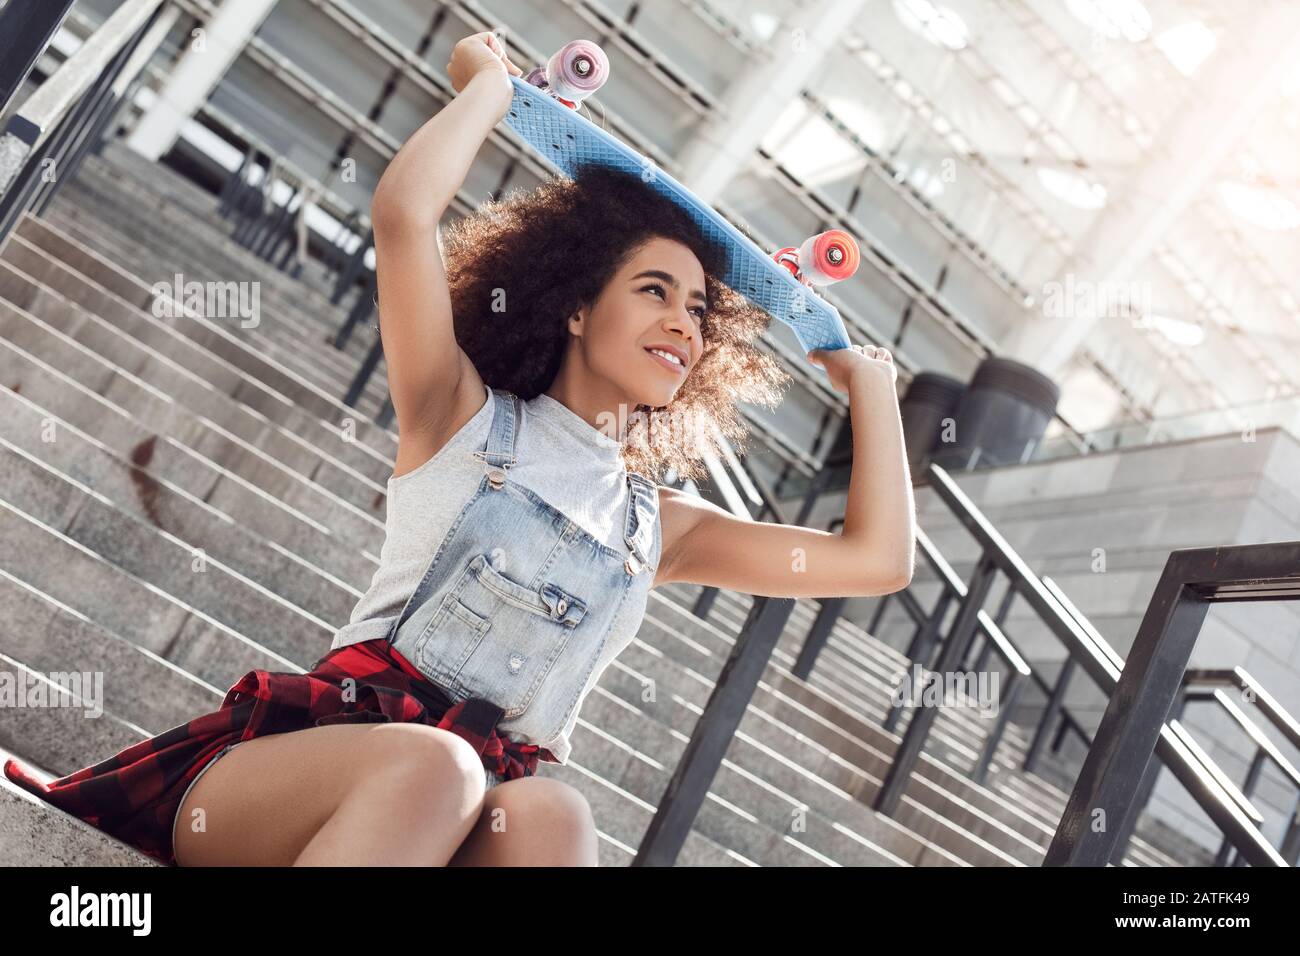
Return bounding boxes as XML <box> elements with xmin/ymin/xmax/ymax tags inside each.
<box><xmin>892</xmin><ymin>0</ymin><xmax>969</xmax><ymax>51</ymax></box>
<box><xmin>1217</xmin><ymin>181</ymin><xmax>1300</xmax><ymax>231</ymax></box>
<box><xmin>1065</xmin><ymin>0</ymin><xmax>1153</xmax><ymax>43</ymax></box>
<box><xmin>1154</xmin><ymin>21</ymin><xmax>1216</xmax><ymax>75</ymax></box>
<box><xmin>1142</xmin><ymin>314</ymin><xmax>1205</xmax><ymax>347</ymax></box>
<box><xmin>1037</xmin><ymin>167</ymin><xmax>1108</xmax><ymax>210</ymax></box>
<box><xmin>749</xmin><ymin>12</ymin><xmax>780</xmax><ymax>42</ymax></box>
<box><xmin>764</xmin><ymin>99</ymin><xmax>879</xmax><ymax>186</ymax></box>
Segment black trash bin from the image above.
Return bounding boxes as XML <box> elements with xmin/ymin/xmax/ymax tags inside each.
<box><xmin>938</xmin><ymin>356</ymin><xmax>1060</xmax><ymax>469</ymax></box>
<box><xmin>899</xmin><ymin>371</ymin><xmax>966</xmax><ymax>476</ymax></box>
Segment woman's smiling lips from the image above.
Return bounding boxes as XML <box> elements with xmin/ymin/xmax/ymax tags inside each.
<box><xmin>645</xmin><ymin>346</ymin><xmax>687</xmax><ymax>374</ymax></box>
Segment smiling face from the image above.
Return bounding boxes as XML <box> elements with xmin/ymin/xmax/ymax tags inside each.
<box><xmin>561</xmin><ymin>236</ymin><xmax>708</xmax><ymax>412</ymax></box>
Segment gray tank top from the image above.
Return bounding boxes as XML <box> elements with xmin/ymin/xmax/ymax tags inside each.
<box><xmin>331</xmin><ymin>384</ymin><xmax>660</xmax><ymax>763</ymax></box>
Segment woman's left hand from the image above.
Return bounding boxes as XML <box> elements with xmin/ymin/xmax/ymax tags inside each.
<box><xmin>807</xmin><ymin>342</ymin><xmax>897</xmax><ymax>393</ymax></box>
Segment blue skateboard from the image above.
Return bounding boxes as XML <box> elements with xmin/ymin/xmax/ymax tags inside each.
<box><xmin>499</xmin><ymin>40</ymin><xmax>857</xmax><ymax>355</ymax></box>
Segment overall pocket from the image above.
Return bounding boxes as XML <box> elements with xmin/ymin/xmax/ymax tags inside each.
<box><xmin>415</xmin><ymin>553</ymin><xmax>590</xmax><ymax>717</ymax></box>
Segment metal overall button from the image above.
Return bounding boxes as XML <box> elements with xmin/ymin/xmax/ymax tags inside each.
<box><xmin>487</xmin><ymin>467</ymin><xmax>507</xmax><ymax>489</ymax></box>
<box><xmin>539</xmin><ymin>581</ymin><xmax>587</xmax><ymax>626</ymax></box>
<box><xmin>625</xmin><ymin>552</ymin><xmax>644</xmax><ymax>576</ymax></box>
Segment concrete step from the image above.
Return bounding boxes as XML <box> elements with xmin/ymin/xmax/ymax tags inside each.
<box><xmin>40</xmin><ymin>190</ymin><xmax>385</xmax><ymax>408</ymax></box>
<box><xmin>58</xmin><ymin>150</ymin><xmax>372</xmax><ymax>368</ymax></box>
<box><xmin>0</xmin><ymin>438</ymin><xmax>336</xmax><ymax>659</ymax></box>
<box><xmin>9</xmin><ymin>213</ymin><xmax>395</xmax><ymax>460</ymax></box>
<box><xmin>0</xmin><ymin>297</ymin><xmax>387</xmax><ymax>555</ymax></box>
<box><xmin>0</xmin><ymin>335</ymin><xmax>379</xmax><ymax>587</ymax></box>
<box><xmin>0</xmin><ymin>386</ymin><xmax>361</xmax><ymax>624</ymax></box>
<box><xmin>37</xmin><ymin>201</ymin><xmax>390</xmax><ymax>420</ymax></box>
<box><xmin>0</xmin><ymin>752</ymin><xmax>162</xmax><ymax>867</ymax></box>
<box><xmin>2</xmin><ymin>221</ymin><xmax>393</xmax><ymax>482</ymax></box>
<box><xmin>0</xmin><ymin>244</ymin><xmax>394</xmax><ymax>519</ymax></box>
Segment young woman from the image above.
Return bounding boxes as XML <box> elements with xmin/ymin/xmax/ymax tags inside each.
<box><xmin>4</xmin><ymin>32</ymin><xmax>915</xmax><ymax>867</ymax></box>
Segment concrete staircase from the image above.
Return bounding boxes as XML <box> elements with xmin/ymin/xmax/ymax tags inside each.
<box><xmin>0</xmin><ymin>142</ymin><xmax>1205</xmax><ymax>866</ymax></box>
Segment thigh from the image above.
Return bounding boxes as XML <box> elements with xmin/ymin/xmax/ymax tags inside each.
<box><xmin>173</xmin><ymin>722</ymin><xmax>473</xmax><ymax>867</ymax></box>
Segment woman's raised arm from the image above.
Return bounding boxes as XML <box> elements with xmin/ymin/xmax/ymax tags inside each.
<box><xmin>655</xmin><ymin>345</ymin><xmax>916</xmax><ymax>598</ymax></box>
<box><xmin>370</xmin><ymin>32</ymin><xmax>522</xmax><ymax>479</ymax></box>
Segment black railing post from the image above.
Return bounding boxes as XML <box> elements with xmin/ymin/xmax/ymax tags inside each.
<box><xmin>0</xmin><ymin>1</ymin><xmax>77</xmax><ymax>116</ymax></box>
<box><xmin>331</xmin><ymin>226</ymin><xmax>373</xmax><ymax>304</ymax></box>
<box><xmin>1280</xmin><ymin>792</ymin><xmax>1300</xmax><ymax>865</ymax></box>
<box><xmin>1213</xmin><ymin>748</ymin><xmax>1267</xmax><ymax>866</ymax></box>
<box><xmin>1043</xmin><ymin>543</ymin><xmax>1296</xmax><ymax>867</ymax></box>
<box><xmin>691</xmin><ymin>585</ymin><xmax>719</xmax><ymax>621</ymax></box>
<box><xmin>973</xmin><ymin>669</ymin><xmax>1023</xmax><ymax>785</ymax></box>
<box><xmin>343</xmin><ymin>335</ymin><xmax>384</xmax><ymax>408</ymax></box>
<box><xmin>1023</xmin><ymin>657</ymin><xmax>1076</xmax><ymax>774</ymax></box>
<box><xmin>334</xmin><ymin>270</ymin><xmax>377</xmax><ymax>349</ymax></box>
<box><xmin>874</xmin><ymin>552</ymin><xmax>997</xmax><ymax>815</ymax></box>
<box><xmin>866</xmin><ymin>592</ymin><xmax>891</xmax><ymax>634</ymax></box>
<box><xmin>902</xmin><ymin>589</ymin><xmax>952</xmax><ymax>666</ymax></box>
<box><xmin>791</xmin><ymin>595</ymin><xmax>845</xmax><ymax>681</ymax></box>
<box><xmin>634</xmin><ymin>595</ymin><xmax>795</xmax><ymax>866</ymax></box>
<box><xmin>218</xmin><ymin>148</ymin><xmax>255</xmax><ymax>217</ymax></box>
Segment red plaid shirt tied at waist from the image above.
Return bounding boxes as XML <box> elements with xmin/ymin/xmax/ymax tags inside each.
<box><xmin>2</xmin><ymin>638</ymin><xmax>556</xmax><ymax>865</ymax></box>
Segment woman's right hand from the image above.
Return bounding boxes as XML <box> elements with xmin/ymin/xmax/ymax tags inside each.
<box><xmin>447</xmin><ymin>31</ymin><xmax>523</xmax><ymax>95</ymax></box>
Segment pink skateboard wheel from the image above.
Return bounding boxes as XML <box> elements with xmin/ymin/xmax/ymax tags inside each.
<box><xmin>546</xmin><ymin>39</ymin><xmax>609</xmax><ymax>103</ymax></box>
<box><xmin>799</xmin><ymin>230</ymin><xmax>860</xmax><ymax>285</ymax></box>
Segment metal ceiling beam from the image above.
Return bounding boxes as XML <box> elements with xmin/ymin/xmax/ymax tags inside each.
<box><xmin>1002</xmin><ymin>6</ymin><xmax>1300</xmax><ymax>378</ymax></box>
<box><xmin>675</xmin><ymin>0</ymin><xmax>870</xmax><ymax>204</ymax></box>
<box><xmin>126</xmin><ymin>0</ymin><xmax>281</xmax><ymax>161</ymax></box>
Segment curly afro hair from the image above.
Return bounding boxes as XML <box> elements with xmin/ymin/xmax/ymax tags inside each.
<box><xmin>439</xmin><ymin>163</ymin><xmax>791</xmax><ymax>484</ymax></box>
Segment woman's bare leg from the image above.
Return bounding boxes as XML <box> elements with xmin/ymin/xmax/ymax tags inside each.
<box><xmin>174</xmin><ymin>723</ymin><xmax>487</xmax><ymax>866</ymax></box>
<box><xmin>446</xmin><ymin>777</ymin><xmax>599</xmax><ymax>866</ymax></box>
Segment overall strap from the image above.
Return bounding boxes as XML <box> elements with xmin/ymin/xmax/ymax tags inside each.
<box><xmin>622</xmin><ymin>471</ymin><xmax>659</xmax><ymax>576</ymax></box>
<box><xmin>471</xmin><ymin>388</ymin><xmax>521</xmax><ymax>489</ymax></box>
<box><xmin>385</xmin><ymin>387</ymin><xmax>518</xmax><ymax>645</ymax></box>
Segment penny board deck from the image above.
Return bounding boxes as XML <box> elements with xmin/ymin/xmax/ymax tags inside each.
<box><xmin>500</xmin><ymin>75</ymin><xmax>853</xmax><ymax>354</ymax></box>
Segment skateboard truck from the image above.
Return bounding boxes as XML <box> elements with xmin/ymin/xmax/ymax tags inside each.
<box><xmin>524</xmin><ymin>39</ymin><xmax>609</xmax><ymax>109</ymax></box>
<box><xmin>772</xmin><ymin>229</ymin><xmax>860</xmax><ymax>288</ymax></box>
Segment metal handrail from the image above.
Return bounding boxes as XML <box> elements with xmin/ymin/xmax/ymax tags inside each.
<box><xmin>1178</xmin><ymin>667</ymin><xmax>1300</xmax><ymax>865</ymax></box>
<box><xmin>0</xmin><ymin>0</ymin><xmax>167</xmax><ymax>244</ymax></box>
<box><xmin>794</xmin><ymin>462</ymin><xmax>1290</xmax><ymax>866</ymax></box>
<box><xmin>866</xmin><ymin>464</ymin><xmax>1119</xmax><ymax>818</ymax></box>
<box><xmin>0</xmin><ymin>3</ymin><xmax>76</xmax><ymax>119</ymax></box>
<box><xmin>1042</xmin><ymin>542</ymin><xmax>1299</xmax><ymax>866</ymax></box>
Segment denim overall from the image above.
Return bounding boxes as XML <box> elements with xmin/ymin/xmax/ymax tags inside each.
<box><xmin>383</xmin><ymin>387</ymin><xmax>661</xmax><ymax>757</ymax></box>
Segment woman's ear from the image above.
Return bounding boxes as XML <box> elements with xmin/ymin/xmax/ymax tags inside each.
<box><xmin>567</xmin><ymin>307</ymin><xmax>585</xmax><ymax>336</ymax></box>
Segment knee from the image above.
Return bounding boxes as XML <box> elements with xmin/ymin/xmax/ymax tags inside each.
<box><xmin>493</xmin><ymin>779</ymin><xmax>597</xmax><ymax>862</ymax></box>
<box><xmin>365</xmin><ymin>725</ymin><xmax>488</xmax><ymax>812</ymax></box>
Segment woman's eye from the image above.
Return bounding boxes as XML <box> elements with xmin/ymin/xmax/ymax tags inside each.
<box><xmin>642</xmin><ymin>284</ymin><xmax>666</xmax><ymax>299</ymax></box>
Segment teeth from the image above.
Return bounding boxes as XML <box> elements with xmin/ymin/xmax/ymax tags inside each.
<box><xmin>649</xmin><ymin>348</ymin><xmax>683</xmax><ymax>366</ymax></box>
